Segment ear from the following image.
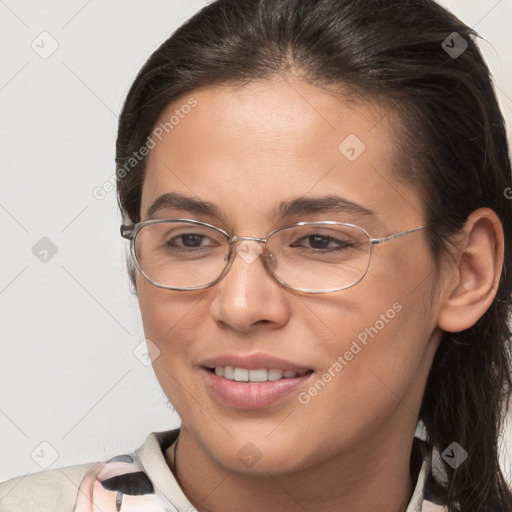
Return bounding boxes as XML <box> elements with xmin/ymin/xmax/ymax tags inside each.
<box><xmin>437</xmin><ymin>208</ymin><xmax>504</xmax><ymax>333</ymax></box>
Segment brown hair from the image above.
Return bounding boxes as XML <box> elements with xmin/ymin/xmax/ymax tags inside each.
<box><xmin>115</xmin><ymin>1</ymin><xmax>512</xmax><ymax>509</ymax></box>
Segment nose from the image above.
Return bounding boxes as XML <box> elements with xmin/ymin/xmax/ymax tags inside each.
<box><xmin>209</xmin><ymin>239</ymin><xmax>290</xmax><ymax>332</ymax></box>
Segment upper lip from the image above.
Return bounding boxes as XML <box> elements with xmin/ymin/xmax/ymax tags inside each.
<box><xmin>200</xmin><ymin>353</ymin><xmax>313</xmax><ymax>372</ymax></box>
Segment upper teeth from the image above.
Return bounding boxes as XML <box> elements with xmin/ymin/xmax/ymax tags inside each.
<box><xmin>214</xmin><ymin>366</ymin><xmax>306</xmax><ymax>382</ymax></box>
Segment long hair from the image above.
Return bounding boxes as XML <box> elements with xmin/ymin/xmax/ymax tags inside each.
<box><xmin>115</xmin><ymin>1</ymin><xmax>512</xmax><ymax>509</ymax></box>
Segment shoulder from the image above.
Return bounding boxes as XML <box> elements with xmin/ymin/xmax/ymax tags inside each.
<box><xmin>0</xmin><ymin>429</ymin><xmax>181</xmax><ymax>512</ymax></box>
<box><xmin>0</xmin><ymin>462</ymin><xmax>97</xmax><ymax>512</ymax></box>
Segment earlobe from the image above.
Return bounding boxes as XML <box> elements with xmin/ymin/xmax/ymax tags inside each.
<box><xmin>437</xmin><ymin>208</ymin><xmax>504</xmax><ymax>333</ymax></box>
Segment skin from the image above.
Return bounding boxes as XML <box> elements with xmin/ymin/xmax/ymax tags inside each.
<box><xmin>134</xmin><ymin>76</ymin><xmax>504</xmax><ymax>512</ymax></box>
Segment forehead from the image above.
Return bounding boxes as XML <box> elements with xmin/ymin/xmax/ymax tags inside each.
<box><xmin>140</xmin><ymin>77</ymin><xmax>424</xmax><ymax>231</ymax></box>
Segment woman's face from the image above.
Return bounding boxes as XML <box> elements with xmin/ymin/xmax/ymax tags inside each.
<box><xmin>136</xmin><ymin>77</ymin><xmax>443</xmax><ymax>474</ymax></box>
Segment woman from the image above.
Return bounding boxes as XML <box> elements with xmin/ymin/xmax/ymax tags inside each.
<box><xmin>1</xmin><ymin>0</ymin><xmax>511</xmax><ymax>510</ymax></box>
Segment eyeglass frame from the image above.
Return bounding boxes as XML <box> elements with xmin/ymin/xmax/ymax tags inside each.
<box><xmin>120</xmin><ymin>218</ymin><xmax>428</xmax><ymax>294</ymax></box>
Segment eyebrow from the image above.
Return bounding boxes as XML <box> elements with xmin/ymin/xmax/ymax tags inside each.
<box><xmin>144</xmin><ymin>191</ymin><xmax>378</xmax><ymax>223</ymax></box>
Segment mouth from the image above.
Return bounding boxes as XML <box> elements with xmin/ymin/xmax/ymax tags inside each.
<box><xmin>204</xmin><ymin>366</ymin><xmax>314</xmax><ymax>381</ymax></box>
<box><xmin>201</xmin><ymin>366</ymin><xmax>315</xmax><ymax>409</ymax></box>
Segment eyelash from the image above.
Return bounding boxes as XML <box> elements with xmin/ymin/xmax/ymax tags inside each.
<box><xmin>166</xmin><ymin>233</ymin><xmax>355</xmax><ymax>251</ymax></box>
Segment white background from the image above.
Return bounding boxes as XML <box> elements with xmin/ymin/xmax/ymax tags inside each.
<box><xmin>1</xmin><ymin>0</ymin><xmax>511</xmax><ymax>483</ymax></box>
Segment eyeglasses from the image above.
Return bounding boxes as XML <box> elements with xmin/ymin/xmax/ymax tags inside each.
<box><xmin>120</xmin><ymin>219</ymin><xmax>427</xmax><ymax>294</ymax></box>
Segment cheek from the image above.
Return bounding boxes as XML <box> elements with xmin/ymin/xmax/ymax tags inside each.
<box><xmin>301</xmin><ymin>253</ymin><xmax>436</xmax><ymax>426</ymax></box>
<box><xmin>296</xmin><ymin>299</ymin><xmax>429</xmax><ymax>447</ymax></box>
<box><xmin>136</xmin><ymin>275</ymin><xmax>205</xmax><ymax>342</ymax></box>
<box><xmin>135</xmin><ymin>279</ymin><xmax>210</xmax><ymax>403</ymax></box>
<box><xmin>137</xmin><ymin>281</ymin><xmax>194</xmax><ymax>375</ymax></box>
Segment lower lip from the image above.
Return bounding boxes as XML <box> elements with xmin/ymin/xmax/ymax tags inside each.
<box><xmin>201</xmin><ymin>367</ymin><xmax>314</xmax><ymax>409</ymax></box>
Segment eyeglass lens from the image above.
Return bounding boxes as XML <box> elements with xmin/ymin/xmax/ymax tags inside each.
<box><xmin>134</xmin><ymin>221</ymin><xmax>371</xmax><ymax>291</ymax></box>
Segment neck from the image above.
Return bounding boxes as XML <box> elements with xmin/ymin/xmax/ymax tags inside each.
<box><xmin>166</xmin><ymin>418</ymin><xmax>420</xmax><ymax>512</ymax></box>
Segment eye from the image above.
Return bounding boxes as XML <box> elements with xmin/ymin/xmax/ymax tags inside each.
<box><xmin>292</xmin><ymin>234</ymin><xmax>355</xmax><ymax>251</ymax></box>
<box><xmin>156</xmin><ymin>225</ymin><xmax>226</xmax><ymax>250</ymax></box>
<box><xmin>167</xmin><ymin>233</ymin><xmax>215</xmax><ymax>248</ymax></box>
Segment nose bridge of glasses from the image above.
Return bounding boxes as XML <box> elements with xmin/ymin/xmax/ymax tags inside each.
<box><xmin>226</xmin><ymin>235</ymin><xmax>280</xmax><ymax>269</ymax></box>
<box><xmin>229</xmin><ymin>235</ymin><xmax>266</xmax><ymax>244</ymax></box>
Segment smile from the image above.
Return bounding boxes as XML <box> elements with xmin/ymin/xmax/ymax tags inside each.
<box><xmin>209</xmin><ymin>366</ymin><xmax>314</xmax><ymax>382</ymax></box>
<box><xmin>202</xmin><ymin>366</ymin><xmax>315</xmax><ymax>409</ymax></box>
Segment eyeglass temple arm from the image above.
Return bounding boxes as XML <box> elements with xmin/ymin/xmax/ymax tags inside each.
<box><xmin>120</xmin><ymin>225</ymin><xmax>135</xmax><ymax>240</ymax></box>
<box><xmin>370</xmin><ymin>225</ymin><xmax>427</xmax><ymax>245</ymax></box>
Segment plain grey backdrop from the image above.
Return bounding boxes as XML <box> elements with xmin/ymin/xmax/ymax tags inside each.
<box><xmin>1</xmin><ymin>0</ymin><xmax>511</xmax><ymax>483</ymax></box>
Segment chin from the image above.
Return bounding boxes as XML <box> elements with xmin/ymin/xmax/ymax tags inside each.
<box><xmin>206</xmin><ymin>438</ymin><xmax>312</xmax><ymax>476</ymax></box>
